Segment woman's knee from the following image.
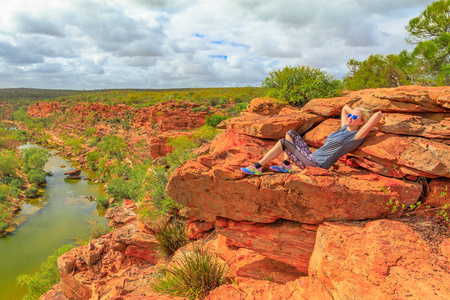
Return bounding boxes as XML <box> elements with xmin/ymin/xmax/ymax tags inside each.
<box><xmin>279</xmin><ymin>139</ymin><xmax>286</xmax><ymax>151</ymax></box>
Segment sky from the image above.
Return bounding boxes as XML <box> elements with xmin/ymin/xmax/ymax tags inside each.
<box><xmin>0</xmin><ymin>0</ymin><xmax>435</xmax><ymax>90</ymax></box>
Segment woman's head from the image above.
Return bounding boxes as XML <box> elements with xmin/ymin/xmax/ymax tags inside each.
<box><xmin>347</xmin><ymin>107</ymin><xmax>370</xmax><ymax>128</ymax></box>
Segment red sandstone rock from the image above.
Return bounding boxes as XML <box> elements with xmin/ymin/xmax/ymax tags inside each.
<box><xmin>105</xmin><ymin>205</ymin><xmax>138</xmax><ymax>228</ymax></box>
<box><xmin>63</xmin><ymin>169</ymin><xmax>81</xmax><ymax>179</ymax></box>
<box><xmin>243</xmin><ymin>97</ymin><xmax>287</xmax><ymax>115</ymax></box>
<box><xmin>186</xmin><ymin>220</ymin><xmax>213</xmax><ymax>239</ymax></box>
<box><xmin>441</xmin><ymin>238</ymin><xmax>450</xmax><ymax>260</ymax></box>
<box><xmin>27</xmin><ymin>102</ymin><xmax>65</xmax><ymax>118</ymax></box>
<box><xmin>205</xmin><ymin>235</ymin><xmax>303</xmax><ymax>283</ymax></box>
<box><xmin>424</xmin><ymin>178</ymin><xmax>450</xmax><ymax>207</ymax></box>
<box><xmin>306</xmin><ymin>220</ymin><xmax>450</xmax><ymax>299</ymax></box>
<box><xmin>214</xmin><ymin>220</ymin><xmax>317</xmax><ymax>275</ymax></box>
<box><xmin>378</xmin><ymin>113</ymin><xmax>450</xmax><ymax>139</ymax></box>
<box><xmin>218</xmin><ymin>112</ymin><xmax>326</xmax><ymax>140</ymax></box>
<box><xmin>205</xmin><ymin>277</ymin><xmax>307</xmax><ymax>300</ymax></box>
<box><xmin>166</xmin><ymin>132</ymin><xmax>423</xmax><ymax>224</ymax></box>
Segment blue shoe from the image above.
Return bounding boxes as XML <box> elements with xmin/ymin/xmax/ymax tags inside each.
<box><xmin>240</xmin><ymin>165</ymin><xmax>262</xmax><ymax>175</ymax></box>
<box><xmin>270</xmin><ymin>163</ymin><xmax>292</xmax><ymax>173</ymax></box>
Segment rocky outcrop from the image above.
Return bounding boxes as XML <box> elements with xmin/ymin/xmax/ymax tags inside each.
<box><xmin>27</xmin><ymin>100</ymin><xmax>224</xmax><ymax>161</ymax></box>
<box><xmin>43</xmin><ymin>86</ymin><xmax>450</xmax><ymax>299</ymax></box>
<box><xmin>166</xmin><ymin>85</ymin><xmax>450</xmax><ymax>298</ymax></box>
<box><xmin>63</xmin><ymin>169</ymin><xmax>81</xmax><ymax>179</ymax></box>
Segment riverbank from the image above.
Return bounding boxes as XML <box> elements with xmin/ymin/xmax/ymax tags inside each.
<box><xmin>0</xmin><ymin>144</ymin><xmax>108</xmax><ymax>300</ymax></box>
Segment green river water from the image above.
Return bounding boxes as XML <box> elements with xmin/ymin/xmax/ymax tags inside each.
<box><xmin>0</xmin><ymin>144</ymin><xmax>108</xmax><ymax>300</ymax></box>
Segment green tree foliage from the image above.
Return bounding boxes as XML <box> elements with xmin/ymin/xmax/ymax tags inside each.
<box><xmin>17</xmin><ymin>244</ymin><xmax>73</xmax><ymax>300</ymax></box>
<box><xmin>27</xmin><ymin>169</ymin><xmax>47</xmax><ymax>186</ymax></box>
<box><xmin>86</xmin><ymin>150</ymin><xmax>101</xmax><ymax>171</ymax></box>
<box><xmin>344</xmin><ymin>54</ymin><xmax>412</xmax><ymax>90</ymax></box>
<box><xmin>405</xmin><ymin>0</ymin><xmax>450</xmax><ymax>85</ymax></box>
<box><xmin>0</xmin><ymin>150</ymin><xmax>19</xmax><ymax>179</ymax></box>
<box><xmin>262</xmin><ymin>65</ymin><xmax>343</xmax><ymax>106</ymax></box>
<box><xmin>345</xmin><ymin>0</ymin><xmax>449</xmax><ymax>89</ymax></box>
<box><xmin>97</xmin><ymin>135</ymin><xmax>127</xmax><ymax>159</ymax></box>
<box><xmin>205</xmin><ymin>114</ymin><xmax>230</xmax><ymax>128</ymax></box>
<box><xmin>21</xmin><ymin>147</ymin><xmax>49</xmax><ymax>173</ymax></box>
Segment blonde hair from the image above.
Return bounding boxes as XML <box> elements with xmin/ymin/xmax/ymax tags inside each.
<box><xmin>353</xmin><ymin>106</ymin><xmax>371</xmax><ymax>125</ymax></box>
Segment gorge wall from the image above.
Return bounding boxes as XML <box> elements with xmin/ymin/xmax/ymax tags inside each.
<box><xmin>40</xmin><ymin>85</ymin><xmax>450</xmax><ymax>299</ymax></box>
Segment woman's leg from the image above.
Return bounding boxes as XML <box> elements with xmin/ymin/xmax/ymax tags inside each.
<box><xmin>257</xmin><ymin>131</ymin><xmax>295</xmax><ymax>166</ymax></box>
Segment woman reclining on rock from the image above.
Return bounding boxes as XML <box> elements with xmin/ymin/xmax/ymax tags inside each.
<box><xmin>241</xmin><ymin>105</ymin><xmax>383</xmax><ymax>175</ymax></box>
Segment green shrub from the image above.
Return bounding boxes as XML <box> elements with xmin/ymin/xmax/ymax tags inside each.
<box><xmin>86</xmin><ymin>151</ymin><xmax>101</xmax><ymax>171</ymax></box>
<box><xmin>155</xmin><ymin>220</ymin><xmax>189</xmax><ymax>257</ymax></box>
<box><xmin>96</xmin><ymin>195</ymin><xmax>109</xmax><ymax>209</ymax></box>
<box><xmin>0</xmin><ymin>151</ymin><xmax>19</xmax><ymax>178</ymax></box>
<box><xmin>192</xmin><ymin>125</ymin><xmax>220</xmax><ymax>145</ymax></box>
<box><xmin>11</xmin><ymin>178</ymin><xmax>24</xmax><ymax>189</ymax></box>
<box><xmin>97</xmin><ymin>135</ymin><xmax>127</xmax><ymax>159</ymax></box>
<box><xmin>90</xmin><ymin>224</ymin><xmax>111</xmax><ymax>239</ymax></box>
<box><xmin>27</xmin><ymin>169</ymin><xmax>47</xmax><ymax>186</ymax></box>
<box><xmin>83</xmin><ymin>127</ymin><xmax>97</xmax><ymax>137</ymax></box>
<box><xmin>146</xmin><ymin>166</ymin><xmax>182</xmax><ymax>215</ymax></box>
<box><xmin>0</xmin><ymin>222</ymin><xmax>8</xmax><ymax>232</ymax></box>
<box><xmin>205</xmin><ymin>114</ymin><xmax>229</xmax><ymax>128</ymax></box>
<box><xmin>262</xmin><ymin>65</ymin><xmax>343</xmax><ymax>106</ymax></box>
<box><xmin>17</xmin><ymin>244</ymin><xmax>73</xmax><ymax>300</ymax></box>
<box><xmin>21</xmin><ymin>147</ymin><xmax>49</xmax><ymax>173</ymax></box>
<box><xmin>192</xmin><ymin>106</ymin><xmax>208</xmax><ymax>112</ymax></box>
<box><xmin>8</xmin><ymin>187</ymin><xmax>20</xmax><ymax>198</ymax></box>
<box><xmin>152</xmin><ymin>246</ymin><xmax>228</xmax><ymax>299</ymax></box>
<box><xmin>65</xmin><ymin>138</ymin><xmax>83</xmax><ymax>155</ymax></box>
<box><xmin>24</xmin><ymin>187</ymin><xmax>39</xmax><ymax>198</ymax></box>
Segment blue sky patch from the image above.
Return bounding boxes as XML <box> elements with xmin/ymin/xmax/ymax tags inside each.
<box><xmin>209</xmin><ymin>55</ymin><xmax>228</xmax><ymax>59</ymax></box>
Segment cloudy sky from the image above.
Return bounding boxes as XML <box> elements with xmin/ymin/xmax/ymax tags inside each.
<box><xmin>0</xmin><ymin>0</ymin><xmax>434</xmax><ymax>90</ymax></box>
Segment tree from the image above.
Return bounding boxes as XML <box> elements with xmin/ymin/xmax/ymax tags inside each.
<box><xmin>405</xmin><ymin>0</ymin><xmax>450</xmax><ymax>85</ymax></box>
<box><xmin>21</xmin><ymin>147</ymin><xmax>49</xmax><ymax>173</ymax></box>
<box><xmin>262</xmin><ymin>65</ymin><xmax>342</xmax><ymax>106</ymax></box>
<box><xmin>0</xmin><ymin>151</ymin><xmax>19</xmax><ymax>179</ymax></box>
<box><xmin>344</xmin><ymin>54</ymin><xmax>412</xmax><ymax>90</ymax></box>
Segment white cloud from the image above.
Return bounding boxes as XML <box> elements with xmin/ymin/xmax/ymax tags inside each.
<box><xmin>0</xmin><ymin>0</ymin><xmax>435</xmax><ymax>89</ymax></box>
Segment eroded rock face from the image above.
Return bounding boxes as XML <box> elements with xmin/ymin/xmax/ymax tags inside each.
<box><xmin>167</xmin><ymin>131</ymin><xmax>423</xmax><ymax>225</ymax></box>
<box><xmin>166</xmin><ymin>85</ymin><xmax>449</xmax><ymax>295</ymax></box>
<box><xmin>307</xmin><ymin>220</ymin><xmax>450</xmax><ymax>299</ymax></box>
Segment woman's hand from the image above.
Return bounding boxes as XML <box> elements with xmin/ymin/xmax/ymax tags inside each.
<box><xmin>341</xmin><ymin>105</ymin><xmax>353</xmax><ymax>127</ymax></box>
<box><xmin>354</xmin><ymin>111</ymin><xmax>383</xmax><ymax>140</ymax></box>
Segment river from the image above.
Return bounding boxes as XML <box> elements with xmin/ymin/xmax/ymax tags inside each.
<box><xmin>0</xmin><ymin>144</ymin><xmax>108</xmax><ymax>300</ymax></box>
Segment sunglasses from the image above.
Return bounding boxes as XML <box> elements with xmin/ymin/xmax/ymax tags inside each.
<box><xmin>347</xmin><ymin>113</ymin><xmax>360</xmax><ymax>120</ymax></box>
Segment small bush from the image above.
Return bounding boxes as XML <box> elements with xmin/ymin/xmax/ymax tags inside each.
<box><xmin>96</xmin><ymin>195</ymin><xmax>109</xmax><ymax>209</ymax></box>
<box><xmin>90</xmin><ymin>224</ymin><xmax>112</xmax><ymax>239</ymax></box>
<box><xmin>24</xmin><ymin>187</ymin><xmax>39</xmax><ymax>198</ymax></box>
<box><xmin>152</xmin><ymin>246</ymin><xmax>228</xmax><ymax>299</ymax></box>
<box><xmin>155</xmin><ymin>220</ymin><xmax>189</xmax><ymax>257</ymax></box>
<box><xmin>17</xmin><ymin>244</ymin><xmax>73</xmax><ymax>300</ymax></box>
<box><xmin>27</xmin><ymin>169</ymin><xmax>47</xmax><ymax>186</ymax></box>
<box><xmin>262</xmin><ymin>65</ymin><xmax>343</xmax><ymax>107</ymax></box>
<box><xmin>205</xmin><ymin>114</ymin><xmax>229</xmax><ymax>128</ymax></box>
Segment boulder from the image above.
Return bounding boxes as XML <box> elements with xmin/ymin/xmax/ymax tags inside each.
<box><xmin>63</xmin><ymin>169</ymin><xmax>81</xmax><ymax>179</ymax></box>
<box><xmin>205</xmin><ymin>235</ymin><xmax>303</xmax><ymax>284</ymax></box>
<box><xmin>423</xmin><ymin>178</ymin><xmax>450</xmax><ymax>207</ymax></box>
<box><xmin>306</xmin><ymin>219</ymin><xmax>450</xmax><ymax>299</ymax></box>
<box><xmin>166</xmin><ymin>132</ymin><xmax>423</xmax><ymax>225</ymax></box>
<box><xmin>215</xmin><ymin>218</ymin><xmax>317</xmax><ymax>274</ymax></box>
<box><xmin>218</xmin><ymin>112</ymin><xmax>325</xmax><ymax>140</ymax></box>
<box><xmin>242</xmin><ymin>97</ymin><xmax>287</xmax><ymax>116</ymax></box>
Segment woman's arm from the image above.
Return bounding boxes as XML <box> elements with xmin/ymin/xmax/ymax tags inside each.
<box><xmin>341</xmin><ymin>105</ymin><xmax>353</xmax><ymax>127</ymax></box>
<box><xmin>354</xmin><ymin>111</ymin><xmax>383</xmax><ymax>140</ymax></box>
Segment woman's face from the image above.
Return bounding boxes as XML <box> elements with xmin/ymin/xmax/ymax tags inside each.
<box><xmin>347</xmin><ymin>109</ymin><xmax>364</xmax><ymax>127</ymax></box>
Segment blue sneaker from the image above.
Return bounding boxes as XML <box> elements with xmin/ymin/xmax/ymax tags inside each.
<box><xmin>270</xmin><ymin>163</ymin><xmax>292</xmax><ymax>173</ymax></box>
<box><xmin>240</xmin><ymin>165</ymin><xmax>262</xmax><ymax>175</ymax></box>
